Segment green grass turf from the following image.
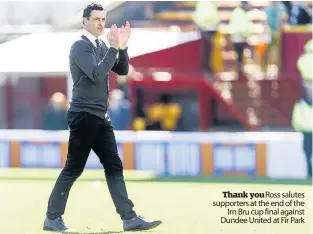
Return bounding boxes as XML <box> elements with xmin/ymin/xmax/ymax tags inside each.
<box><xmin>0</xmin><ymin>168</ymin><xmax>312</xmax><ymax>185</ymax></box>
<box><xmin>0</xmin><ymin>169</ymin><xmax>312</xmax><ymax>234</ymax></box>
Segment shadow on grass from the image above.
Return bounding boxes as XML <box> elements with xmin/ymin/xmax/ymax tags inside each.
<box><xmin>64</xmin><ymin>230</ymin><xmax>154</xmax><ymax>234</ymax></box>
<box><xmin>64</xmin><ymin>232</ymin><xmax>123</xmax><ymax>234</ymax></box>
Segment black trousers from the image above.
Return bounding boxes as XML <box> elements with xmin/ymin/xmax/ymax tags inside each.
<box><xmin>46</xmin><ymin>111</ymin><xmax>136</xmax><ymax>220</ymax></box>
<box><xmin>303</xmin><ymin>132</ymin><xmax>312</xmax><ymax>178</ymax></box>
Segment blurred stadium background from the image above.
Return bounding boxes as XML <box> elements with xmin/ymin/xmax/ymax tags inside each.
<box><xmin>0</xmin><ymin>1</ymin><xmax>312</xmax><ymax>234</ymax></box>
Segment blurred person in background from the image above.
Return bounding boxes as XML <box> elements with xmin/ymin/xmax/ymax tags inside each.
<box><xmin>108</xmin><ymin>89</ymin><xmax>131</xmax><ymax>130</ymax></box>
<box><xmin>132</xmin><ymin>87</ymin><xmax>146</xmax><ymax>131</ymax></box>
<box><xmin>228</xmin><ymin>2</ymin><xmax>253</xmax><ymax>75</ymax></box>
<box><xmin>283</xmin><ymin>1</ymin><xmax>312</xmax><ymax>25</ymax></box>
<box><xmin>43</xmin><ymin>3</ymin><xmax>161</xmax><ymax>232</ymax></box>
<box><xmin>146</xmin><ymin>94</ymin><xmax>181</xmax><ymax>131</ymax></box>
<box><xmin>265</xmin><ymin>2</ymin><xmax>287</xmax><ymax>34</ymax></box>
<box><xmin>145</xmin><ymin>100</ymin><xmax>163</xmax><ymax>131</ymax></box>
<box><xmin>40</xmin><ymin>92</ymin><xmax>68</xmax><ymax>130</ymax></box>
<box><xmin>193</xmin><ymin>1</ymin><xmax>220</xmax><ymax>72</ymax></box>
<box><xmin>144</xmin><ymin>2</ymin><xmax>154</xmax><ymax>20</ymax></box>
<box><xmin>263</xmin><ymin>1</ymin><xmax>287</xmax><ymax>69</ymax></box>
<box><xmin>292</xmin><ymin>39</ymin><xmax>312</xmax><ymax>179</ymax></box>
<box><xmin>297</xmin><ymin>39</ymin><xmax>312</xmax><ymax>104</ymax></box>
<box><xmin>116</xmin><ymin>63</ymin><xmax>136</xmax><ymax>100</ymax></box>
<box><xmin>292</xmin><ymin>98</ymin><xmax>312</xmax><ymax>178</ymax></box>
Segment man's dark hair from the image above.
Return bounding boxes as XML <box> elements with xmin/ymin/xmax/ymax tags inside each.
<box><xmin>83</xmin><ymin>2</ymin><xmax>104</xmax><ymax>19</ymax></box>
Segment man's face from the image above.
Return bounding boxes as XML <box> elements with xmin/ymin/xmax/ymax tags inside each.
<box><xmin>84</xmin><ymin>10</ymin><xmax>106</xmax><ymax>37</ymax></box>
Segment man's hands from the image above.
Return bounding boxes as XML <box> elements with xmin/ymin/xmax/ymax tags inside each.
<box><xmin>107</xmin><ymin>24</ymin><xmax>119</xmax><ymax>50</ymax></box>
<box><xmin>119</xmin><ymin>21</ymin><xmax>131</xmax><ymax>49</ymax></box>
<box><xmin>107</xmin><ymin>21</ymin><xmax>131</xmax><ymax>50</ymax></box>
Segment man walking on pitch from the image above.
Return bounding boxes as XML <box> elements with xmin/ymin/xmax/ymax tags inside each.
<box><xmin>43</xmin><ymin>3</ymin><xmax>161</xmax><ymax>232</ymax></box>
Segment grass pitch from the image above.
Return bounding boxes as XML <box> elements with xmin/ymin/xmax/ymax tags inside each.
<box><xmin>0</xmin><ymin>169</ymin><xmax>312</xmax><ymax>234</ymax></box>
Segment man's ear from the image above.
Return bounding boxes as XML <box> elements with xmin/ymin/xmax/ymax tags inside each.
<box><xmin>83</xmin><ymin>17</ymin><xmax>87</xmax><ymax>26</ymax></box>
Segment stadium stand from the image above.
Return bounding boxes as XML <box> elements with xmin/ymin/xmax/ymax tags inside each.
<box><xmin>0</xmin><ymin>1</ymin><xmax>311</xmax><ymax>131</ymax></box>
